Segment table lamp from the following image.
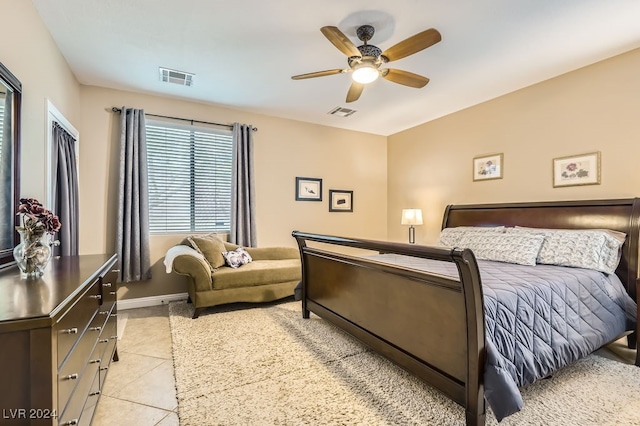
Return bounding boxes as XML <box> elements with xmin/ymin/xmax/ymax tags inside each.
<box><xmin>401</xmin><ymin>209</ymin><xmax>423</xmax><ymax>244</ymax></box>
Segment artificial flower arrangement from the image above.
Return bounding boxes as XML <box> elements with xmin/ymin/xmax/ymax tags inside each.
<box><xmin>16</xmin><ymin>198</ymin><xmax>61</xmax><ymax>237</ymax></box>
<box><xmin>14</xmin><ymin>198</ymin><xmax>61</xmax><ymax>276</ymax></box>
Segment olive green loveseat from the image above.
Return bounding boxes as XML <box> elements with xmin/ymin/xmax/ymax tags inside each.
<box><xmin>166</xmin><ymin>235</ymin><xmax>301</xmax><ymax>318</ymax></box>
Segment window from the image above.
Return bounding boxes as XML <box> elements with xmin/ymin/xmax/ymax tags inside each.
<box><xmin>146</xmin><ymin>120</ymin><xmax>233</xmax><ymax>234</ymax></box>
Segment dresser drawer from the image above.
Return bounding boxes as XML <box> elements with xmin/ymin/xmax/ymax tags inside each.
<box><xmin>58</xmin><ymin>362</ymin><xmax>99</xmax><ymax>426</ymax></box>
<box><xmin>78</xmin><ymin>369</ymin><xmax>101</xmax><ymax>426</ymax></box>
<box><xmin>55</xmin><ymin>279</ymin><xmax>102</xmax><ymax>367</ymax></box>
<box><xmin>100</xmin><ymin>264</ymin><xmax>119</xmax><ymax>303</ymax></box>
<box><xmin>101</xmin><ymin>269</ymin><xmax>118</xmax><ymax>305</ymax></box>
<box><xmin>94</xmin><ymin>321</ymin><xmax>116</xmax><ymax>371</ymax></box>
<box><xmin>96</xmin><ymin>305</ymin><xmax>112</xmax><ymax>330</ymax></box>
<box><xmin>99</xmin><ymin>313</ymin><xmax>117</xmax><ymax>362</ymax></box>
<box><xmin>57</xmin><ymin>314</ymin><xmax>103</xmax><ymax>414</ymax></box>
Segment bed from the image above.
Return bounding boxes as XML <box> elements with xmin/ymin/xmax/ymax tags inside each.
<box><xmin>291</xmin><ymin>198</ymin><xmax>640</xmax><ymax>426</ymax></box>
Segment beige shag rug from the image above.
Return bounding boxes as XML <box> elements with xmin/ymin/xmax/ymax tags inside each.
<box><xmin>169</xmin><ymin>300</ymin><xmax>640</xmax><ymax>426</ymax></box>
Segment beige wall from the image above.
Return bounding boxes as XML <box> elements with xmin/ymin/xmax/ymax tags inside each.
<box><xmin>2</xmin><ymin>2</ymin><xmax>387</xmax><ymax>301</ymax></box>
<box><xmin>387</xmin><ymin>48</ymin><xmax>640</xmax><ymax>246</ymax></box>
<box><xmin>79</xmin><ymin>86</ymin><xmax>387</xmax><ymax>299</ymax></box>
<box><xmin>7</xmin><ymin>2</ymin><xmax>640</xmax><ymax>302</ymax></box>
<box><xmin>1</xmin><ymin>1</ymin><xmax>81</xmax><ymax>199</ymax></box>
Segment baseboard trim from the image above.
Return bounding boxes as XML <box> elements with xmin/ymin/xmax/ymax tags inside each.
<box><xmin>117</xmin><ymin>293</ymin><xmax>188</xmax><ymax>310</ymax></box>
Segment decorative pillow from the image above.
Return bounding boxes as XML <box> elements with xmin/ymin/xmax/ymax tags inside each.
<box><xmin>187</xmin><ymin>234</ymin><xmax>227</xmax><ymax>271</ymax></box>
<box><xmin>505</xmin><ymin>227</ymin><xmax>624</xmax><ymax>274</ymax></box>
<box><xmin>455</xmin><ymin>232</ymin><xmax>545</xmax><ymax>266</ymax></box>
<box><xmin>222</xmin><ymin>247</ymin><xmax>253</xmax><ymax>268</ymax></box>
<box><xmin>437</xmin><ymin>226</ymin><xmax>506</xmax><ymax>247</ymax></box>
<box><xmin>512</xmin><ymin>226</ymin><xmax>626</xmax><ymax>244</ymax></box>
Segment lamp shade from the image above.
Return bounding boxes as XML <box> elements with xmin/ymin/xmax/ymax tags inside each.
<box><xmin>401</xmin><ymin>209</ymin><xmax>423</xmax><ymax>226</ymax></box>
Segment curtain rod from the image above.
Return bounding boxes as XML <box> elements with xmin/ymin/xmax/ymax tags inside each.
<box><xmin>111</xmin><ymin>107</ymin><xmax>257</xmax><ymax>132</ymax></box>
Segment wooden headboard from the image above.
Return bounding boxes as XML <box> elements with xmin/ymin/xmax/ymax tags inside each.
<box><xmin>442</xmin><ymin>198</ymin><xmax>640</xmax><ymax>302</ymax></box>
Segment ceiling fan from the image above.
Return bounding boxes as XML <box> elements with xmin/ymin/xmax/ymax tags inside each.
<box><xmin>291</xmin><ymin>25</ymin><xmax>441</xmax><ymax>103</ymax></box>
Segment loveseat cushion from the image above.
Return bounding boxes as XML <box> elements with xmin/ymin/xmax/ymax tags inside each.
<box><xmin>211</xmin><ymin>259</ymin><xmax>301</xmax><ymax>290</ymax></box>
<box><xmin>188</xmin><ymin>234</ymin><xmax>227</xmax><ymax>270</ymax></box>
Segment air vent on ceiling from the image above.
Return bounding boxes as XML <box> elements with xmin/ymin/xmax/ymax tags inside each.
<box><xmin>328</xmin><ymin>106</ymin><xmax>357</xmax><ymax>117</ymax></box>
<box><xmin>159</xmin><ymin>67</ymin><xmax>195</xmax><ymax>87</ymax></box>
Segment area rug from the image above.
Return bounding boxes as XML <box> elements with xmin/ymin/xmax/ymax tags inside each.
<box><xmin>169</xmin><ymin>300</ymin><xmax>639</xmax><ymax>425</ymax></box>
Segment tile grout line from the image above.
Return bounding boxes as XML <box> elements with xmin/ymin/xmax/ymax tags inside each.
<box><xmin>104</xmin><ymin>394</ymin><xmax>177</xmax><ymax>413</ymax></box>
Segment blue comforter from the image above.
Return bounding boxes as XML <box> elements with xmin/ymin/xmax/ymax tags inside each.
<box><xmin>369</xmin><ymin>254</ymin><xmax>637</xmax><ymax>421</ymax></box>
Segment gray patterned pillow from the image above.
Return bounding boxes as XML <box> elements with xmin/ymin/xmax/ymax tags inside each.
<box><xmin>455</xmin><ymin>232</ymin><xmax>545</xmax><ymax>266</ymax></box>
<box><xmin>505</xmin><ymin>228</ymin><xmax>624</xmax><ymax>274</ymax></box>
<box><xmin>437</xmin><ymin>226</ymin><xmax>505</xmax><ymax>247</ymax></box>
<box><xmin>222</xmin><ymin>247</ymin><xmax>253</xmax><ymax>268</ymax></box>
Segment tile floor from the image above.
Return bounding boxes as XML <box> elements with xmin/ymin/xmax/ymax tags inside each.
<box><xmin>93</xmin><ymin>305</ymin><xmax>178</xmax><ymax>426</ymax></box>
<box><xmin>92</xmin><ymin>303</ymin><xmax>637</xmax><ymax>426</ymax></box>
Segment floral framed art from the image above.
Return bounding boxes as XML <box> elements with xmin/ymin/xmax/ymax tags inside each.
<box><xmin>295</xmin><ymin>177</ymin><xmax>322</xmax><ymax>201</ymax></box>
<box><xmin>552</xmin><ymin>151</ymin><xmax>601</xmax><ymax>188</ymax></box>
<box><xmin>329</xmin><ymin>190</ymin><xmax>353</xmax><ymax>212</ymax></box>
<box><xmin>472</xmin><ymin>153</ymin><xmax>503</xmax><ymax>181</ymax></box>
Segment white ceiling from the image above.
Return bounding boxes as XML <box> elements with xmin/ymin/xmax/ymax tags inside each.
<box><xmin>33</xmin><ymin>0</ymin><xmax>640</xmax><ymax>136</ymax></box>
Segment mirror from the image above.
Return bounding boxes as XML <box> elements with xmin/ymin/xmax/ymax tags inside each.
<box><xmin>0</xmin><ymin>62</ymin><xmax>21</xmax><ymax>268</ymax></box>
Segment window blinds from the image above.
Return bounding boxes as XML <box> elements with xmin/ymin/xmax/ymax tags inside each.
<box><xmin>146</xmin><ymin>121</ymin><xmax>233</xmax><ymax>233</ymax></box>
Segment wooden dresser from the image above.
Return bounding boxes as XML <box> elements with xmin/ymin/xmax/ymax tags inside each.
<box><xmin>0</xmin><ymin>254</ymin><xmax>119</xmax><ymax>426</ymax></box>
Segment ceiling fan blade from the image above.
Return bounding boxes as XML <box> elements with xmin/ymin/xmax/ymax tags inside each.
<box><xmin>346</xmin><ymin>82</ymin><xmax>364</xmax><ymax>103</ymax></box>
<box><xmin>291</xmin><ymin>69</ymin><xmax>346</xmax><ymax>80</ymax></box>
<box><xmin>381</xmin><ymin>28</ymin><xmax>441</xmax><ymax>62</ymax></box>
<box><xmin>382</xmin><ymin>69</ymin><xmax>430</xmax><ymax>88</ymax></box>
<box><xmin>320</xmin><ymin>26</ymin><xmax>361</xmax><ymax>57</ymax></box>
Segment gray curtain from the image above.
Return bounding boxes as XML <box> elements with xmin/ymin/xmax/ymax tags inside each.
<box><xmin>117</xmin><ymin>107</ymin><xmax>151</xmax><ymax>282</ymax></box>
<box><xmin>51</xmin><ymin>122</ymin><xmax>79</xmax><ymax>256</ymax></box>
<box><xmin>230</xmin><ymin>123</ymin><xmax>256</xmax><ymax>247</ymax></box>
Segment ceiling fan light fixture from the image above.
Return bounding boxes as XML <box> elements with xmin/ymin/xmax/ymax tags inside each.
<box><xmin>352</xmin><ymin>64</ymin><xmax>379</xmax><ymax>84</ymax></box>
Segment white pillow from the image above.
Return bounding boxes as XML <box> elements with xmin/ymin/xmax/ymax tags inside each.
<box><xmin>437</xmin><ymin>226</ymin><xmax>505</xmax><ymax>247</ymax></box>
<box><xmin>505</xmin><ymin>227</ymin><xmax>624</xmax><ymax>274</ymax></box>
<box><xmin>221</xmin><ymin>247</ymin><xmax>253</xmax><ymax>269</ymax></box>
<box><xmin>455</xmin><ymin>232</ymin><xmax>545</xmax><ymax>266</ymax></box>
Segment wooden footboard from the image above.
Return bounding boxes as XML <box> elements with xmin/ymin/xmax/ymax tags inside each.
<box><xmin>292</xmin><ymin>231</ymin><xmax>487</xmax><ymax>426</ymax></box>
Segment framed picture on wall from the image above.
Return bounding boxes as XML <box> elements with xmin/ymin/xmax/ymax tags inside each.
<box><xmin>552</xmin><ymin>151</ymin><xmax>601</xmax><ymax>187</ymax></box>
<box><xmin>329</xmin><ymin>190</ymin><xmax>353</xmax><ymax>212</ymax></box>
<box><xmin>473</xmin><ymin>153</ymin><xmax>503</xmax><ymax>181</ymax></box>
<box><xmin>295</xmin><ymin>177</ymin><xmax>322</xmax><ymax>201</ymax></box>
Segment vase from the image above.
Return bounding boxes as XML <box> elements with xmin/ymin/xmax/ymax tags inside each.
<box><xmin>13</xmin><ymin>229</ymin><xmax>53</xmax><ymax>277</ymax></box>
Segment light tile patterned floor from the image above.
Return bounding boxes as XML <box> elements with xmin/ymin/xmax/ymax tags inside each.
<box><xmin>93</xmin><ymin>303</ymin><xmax>637</xmax><ymax>426</ymax></box>
<box><xmin>93</xmin><ymin>305</ymin><xmax>178</xmax><ymax>426</ymax></box>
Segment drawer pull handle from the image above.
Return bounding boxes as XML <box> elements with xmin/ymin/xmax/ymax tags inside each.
<box><xmin>89</xmin><ymin>390</ymin><xmax>101</xmax><ymax>396</ymax></box>
<box><xmin>100</xmin><ymin>366</ymin><xmax>109</xmax><ymax>372</ymax></box>
<box><xmin>99</xmin><ymin>339</ymin><xmax>109</xmax><ymax>343</ymax></box>
<box><xmin>89</xmin><ymin>294</ymin><xmax>102</xmax><ymax>300</ymax></box>
<box><xmin>65</xmin><ymin>373</ymin><xmax>79</xmax><ymax>381</ymax></box>
<box><xmin>64</xmin><ymin>328</ymin><xmax>78</xmax><ymax>335</ymax></box>
<box><xmin>111</xmin><ymin>269</ymin><xmax>121</xmax><ymax>273</ymax></box>
<box><xmin>89</xmin><ymin>326</ymin><xmax>102</xmax><ymax>332</ymax></box>
<box><xmin>62</xmin><ymin>420</ymin><xmax>78</xmax><ymax>426</ymax></box>
<box><xmin>110</xmin><ymin>336</ymin><xmax>118</xmax><ymax>340</ymax></box>
<box><xmin>111</xmin><ymin>313</ymin><xmax>118</xmax><ymax>317</ymax></box>
<box><xmin>90</xmin><ymin>359</ymin><xmax>102</xmax><ymax>364</ymax></box>
<box><xmin>103</xmin><ymin>282</ymin><xmax>112</xmax><ymax>288</ymax></box>
<box><xmin>110</xmin><ymin>291</ymin><xmax>117</xmax><ymax>295</ymax></box>
<box><xmin>99</xmin><ymin>310</ymin><xmax>109</xmax><ymax>315</ymax></box>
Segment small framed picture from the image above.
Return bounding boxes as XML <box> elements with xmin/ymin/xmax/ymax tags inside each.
<box><xmin>295</xmin><ymin>177</ymin><xmax>322</xmax><ymax>201</ymax></box>
<box><xmin>552</xmin><ymin>152</ymin><xmax>601</xmax><ymax>188</ymax></box>
<box><xmin>473</xmin><ymin>153</ymin><xmax>503</xmax><ymax>181</ymax></box>
<box><xmin>329</xmin><ymin>190</ymin><xmax>353</xmax><ymax>212</ymax></box>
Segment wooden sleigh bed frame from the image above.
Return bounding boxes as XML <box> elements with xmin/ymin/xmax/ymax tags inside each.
<box><xmin>292</xmin><ymin>198</ymin><xmax>640</xmax><ymax>426</ymax></box>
